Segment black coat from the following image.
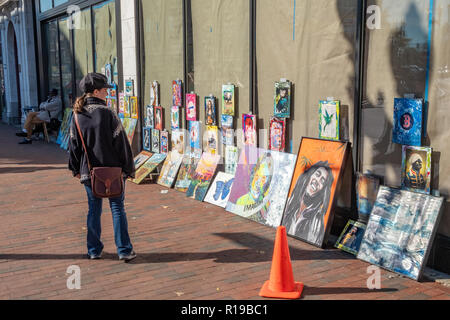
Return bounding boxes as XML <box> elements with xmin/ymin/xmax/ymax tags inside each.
<box><xmin>68</xmin><ymin>97</ymin><xmax>135</xmax><ymax>184</ymax></box>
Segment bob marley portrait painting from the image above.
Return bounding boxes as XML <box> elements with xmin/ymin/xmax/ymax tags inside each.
<box><xmin>281</xmin><ymin>138</ymin><xmax>349</xmax><ymax>247</ymax></box>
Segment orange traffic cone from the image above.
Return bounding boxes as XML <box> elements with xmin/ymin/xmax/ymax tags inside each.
<box><xmin>259</xmin><ymin>226</ymin><xmax>304</xmax><ymax>299</ymax></box>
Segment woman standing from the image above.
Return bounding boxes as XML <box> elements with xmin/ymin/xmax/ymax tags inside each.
<box><xmin>68</xmin><ymin>73</ymin><xmax>136</xmax><ymax>262</ymax></box>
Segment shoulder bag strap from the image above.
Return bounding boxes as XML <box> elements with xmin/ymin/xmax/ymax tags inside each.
<box><xmin>74</xmin><ymin>112</ymin><xmax>93</xmax><ymax>172</ymax></box>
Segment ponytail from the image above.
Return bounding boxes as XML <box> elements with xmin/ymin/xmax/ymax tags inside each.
<box><xmin>73</xmin><ymin>93</ymin><xmax>93</xmax><ymax>113</ymax></box>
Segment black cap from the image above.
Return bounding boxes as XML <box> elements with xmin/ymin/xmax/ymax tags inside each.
<box><xmin>79</xmin><ymin>73</ymin><xmax>114</xmax><ymax>94</ymax></box>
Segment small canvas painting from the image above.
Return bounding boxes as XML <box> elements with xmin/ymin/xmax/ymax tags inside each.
<box><xmin>401</xmin><ymin>146</ymin><xmax>431</xmax><ymax>195</ymax></box>
<box><xmin>204</xmin><ymin>172</ymin><xmax>235</xmax><ymax>208</ymax></box>
<box><xmin>118</xmin><ymin>92</ymin><xmax>125</xmax><ymax>115</ymax></box>
<box><xmin>392</xmin><ymin>98</ymin><xmax>423</xmax><ymax>147</ymax></box>
<box><xmin>222</xmin><ymin>84</ymin><xmax>235</xmax><ymax>116</ymax></box>
<box><xmin>221</xmin><ymin>115</ymin><xmax>234</xmax><ymax>146</ymax></box>
<box><xmin>205</xmin><ymin>96</ymin><xmax>217</xmax><ymax>126</ymax></box>
<box><xmin>356</xmin><ymin>173</ymin><xmax>381</xmax><ymax>224</ymax></box>
<box><xmin>189</xmin><ymin>121</ymin><xmax>202</xmax><ymax>155</ymax></box>
<box><xmin>186</xmin><ymin>152</ymin><xmax>221</xmax><ymax>201</ymax></box>
<box><xmin>174</xmin><ymin>154</ymin><xmax>201</xmax><ymax>193</ymax></box>
<box><xmin>335</xmin><ymin>220</ymin><xmax>367</xmax><ymax>255</ymax></box>
<box><xmin>357</xmin><ymin>186</ymin><xmax>444</xmax><ymax>281</ymax></box>
<box><xmin>125</xmin><ymin>79</ymin><xmax>134</xmax><ymax>96</ymax></box>
<box><xmin>154</xmin><ymin>106</ymin><xmax>164</xmax><ymax>131</ymax></box>
<box><xmin>171</xmin><ymin>106</ymin><xmax>180</xmax><ymax>130</ymax></box>
<box><xmin>171</xmin><ymin>129</ymin><xmax>185</xmax><ymax>154</ymax></box>
<box><xmin>130</xmin><ymin>96</ymin><xmax>138</xmax><ymax>119</ymax></box>
<box><xmin>243</xmin><ymin>114</ymin><xmax>257</xmax><ymax>146</ymax></box>
<box><xmin>172</xmin><ymin>80</ymin><xmax>183</xmax><ymax>107</ymax></box>
<box><xmin>160</xmin><ymin>130</ymin><xmax>169</xmax><ymax>155</ymax></box>
<box><xmin>130</xmin><ymin>153</ymin><xmax>167</xmax><ymax>185</ymax></box>
<box><xmin>145</xmin><ymin>105</ymin><xmax>154</xmax><ymax>128</ymax></box>
<box><xmin>204</xmin><ymin>126</ymin><xmax>219</xmax><ymax>155</ymax></box>
<box><xmin>123</xmin><ymin>96</ymin><xmax>130</xmax><ymax>118</ymax></box>
<box><xmin>105</xmin><ymin>64</ymin><xmax>112</xmax><ymax>84</ymax></box>
<box><xmin>133</xmin><ymin>151</ymin><xmax>153</xmax><ymax>170</ymax></box>
<box><xmin>274</xmin><ymin>81</ymin><xmax>291</xmax><ymax>118</ymax></box>
<box><xmin>143</xmin><ymin>127</ymin><xmax>152</xmax><ymax>152</ymax></box>
<box><xmin>269</xmin><ymin>117</ymin><xmax>286</xmax><ymax>152</ymax></box>
<box><xmin>157</xmin><ymin>151</ymin><xmax>184</xmax><ymax>188</ymax></box>
<box><xmin>225</xmin><ymin>145</ymin><xmax>239</xmax><ymax>175</ymax></box>
<box><xmin>126</xmin><ymin>118</ymin><xmax>137</xmax><ymax>145</ymax></box>
<box><xmin>319</xmin><ymin>100</ymin><xmax>340</xmax><ymax>141</ymax></box>
<box><xmin>151</xmin><ymin>129</ymin><xmax>160</xmax><ymax>154</ymax></box>
<box><xmin>150</xmin><ymin>81</ymin><xmax>159</xmax><ymax>107</ymax></box>
<box><xmin>186</xmin><ymin>93</ymin><xmax>197</xmax><ymax>121</ymax></box>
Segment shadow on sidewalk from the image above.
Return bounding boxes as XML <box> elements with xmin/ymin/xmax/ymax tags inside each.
<box><xmin>303</xmin><ymin>286</ymin><xmax>398</xmax><ymax>296</ymax></box>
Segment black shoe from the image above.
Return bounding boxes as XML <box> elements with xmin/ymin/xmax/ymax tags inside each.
<box><xmin>18</xmin><ymin>139</ymin><xmax>32</xmax><ymax>145</ymax></box>
<box><xmin>16</xmin><ymin>132</ymin><xmax>27</xmax><ymax>137</ymax></box>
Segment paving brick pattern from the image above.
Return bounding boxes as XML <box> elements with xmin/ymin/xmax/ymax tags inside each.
<box><xmin>1</xmin><ymin>123</ymin><xmax>449</xmax><ymax>300</ymax></box>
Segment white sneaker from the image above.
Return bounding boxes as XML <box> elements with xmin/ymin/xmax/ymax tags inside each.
<box><xmin>119</xmin><ymin>251</ymin><xmax>137</xmax><ymax>262</ymax></box>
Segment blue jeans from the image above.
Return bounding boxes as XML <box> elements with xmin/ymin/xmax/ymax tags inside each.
<box><xmin>84</xmin><ymin>182</ymin><xmax>133</xmax><ymax>257</ymax></box>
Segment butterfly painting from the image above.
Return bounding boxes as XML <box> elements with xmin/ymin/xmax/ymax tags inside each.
<box><xmin>204</xmin><ymin>172</ymin><xmax>235</xmax><ymax>208</ymax></box>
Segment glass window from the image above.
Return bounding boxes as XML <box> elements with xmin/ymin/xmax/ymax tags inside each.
<box><xmin>73</xmin><ymin>7</ymin><xmax>93</xmax><ymax>96</ymax></box>
<box><xmin>43</xmin><ymin>19</ymin><xmax>60</xmax><ymax>98</ymax></box>
<box><xmin>59</xmin><ymin>16</ymin><xmax>73</xmax><ymax>110</ymax></box>
<box><xmin>54</xmin><ymin>0</ymin><xmax>69</xmax><ymax>7</ymax></box>
<box><xmin>93</xmin><ymin>0</ymin><xmax>117</xmax><ymax>84</ymax></box>
<box><xmin>141</xmin><ymin>0</ymin><xmax>184</xmax><ymax>130</ymax></box>
<box><xmin>40</xmin><ymin>0</ymin><xmax>53</xmax><ymax>12</ymax></box>
<box><xmin>256</xmin><ymin>0</ymin><xmax>358</xmax><ymax>153</ymax></box>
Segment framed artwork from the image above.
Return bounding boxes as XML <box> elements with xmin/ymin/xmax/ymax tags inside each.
<box><xmin>222</xmin><ymin>84</ymin><xmax>235</xmax><ymax>116</ymax></box>
<box><xmin>186</xmin><ymin>93</ymin><xmax>197</xmax><ymax>121</ymax></box>
<box><xmin>129</xmin><ymin>153</ymin><xmax>167</xmax><ymax>185</ymax></box>
<box><xmin>105</xmin><ymin>64</ymin><xmax>112</xmax><ymax>84</ymax></box>
<box><xmin>145</xmin><ymin>105</ymin><xmax>154</xmax><ymax>128</ymax></box>
<box><xmin>130</xmin><ymin>96</ymin><xmax>138</xmax><ymax>119</ymax></box>
<box><xmin>186</xmin><ymin>152</ymin><xmax>221</xmax><ymax>201</ymax></box>
<box><xmin>150</xmin><ymin>81</ymin><xmax>159</xmax><ymax>107</ymax></box>
<box><xmin>274</xmin><ymin>81</ymin><xmax>291</xmax><ymax>118</ymax></box>
<box><xmin>125</xmin><ymin>79</ymin><xmax>134</xmax><ymax>96</ymax></box>
<box><xmin>221</xmin><ymin>115</ymin><xmax>234</xmax><ymax>146</ymax></box>
<box><xmin>160</xmin><ymin>130</ymin><xmax>169</xmax><ymax>155</ymax></box>
<box><xmin>204</xmin><ymin>126</ymin><xmax>219</xmax><ymax>155</ymax></box>
<box><xmin>281</xmin><ymin>137</ymin><xmax>350</xmax><ymax>248</ymax></box>
<box><xmin>123</xmin><ymin>96</ymin><xmax>130</xmax><ymax>118</ymax></box>
<box><xmin>157</xmin><ymin>151</ymin><xmax>184</xmax><ymax>188</ymax></box>
<box><xmin>242</xmin><ymin>114</ymin><xmax>257</xmax><ymax>146</ymax></box>
<box><xmin>171</xmin><ymin>129</ymin><xmax>185</xmax><ymax>154</ymax></box>
<box><xmin>319</xmin><ymin>100</ymin><xmax>340</xmax><ymax>141</ymax></box>
<box><xmin>171</xmin><ymin>106</ymin><xmax>180</xmax><ymax>130</ymax></box>
<box><xmin>142</xmin><ymin>127</ymin><xmax>152</xmax><ymax>152</ymax></box>
<box><xmin>204</xmin><ymin>172</ymin><xmax>235</xmax><ymax>208</ymax></box>
<box><xmin>205</xmin><ymin>96</ymin><xmax>217</xmax><ymax>126</ymax></box>
<box><xmin>172</xmin><ymin>80</ymin><xmax>183</xmax><ymax>107</ymax></box>
<box><xmin>109</xmin><ymin>84</ymin><xmax>117</xmax><ymax>99</ymax></box>
<box><xmin>269</xmin><ymin>117</ymin><xmax>286</xmax><ymax>152</ymax></box>
<box><xmin>151</xmin><ymin>129</ymin><xmax>160</xmax><ymax>154</ymax></box>
<box><xmin>392</xmin><ymin>98</ymin><xmax>423</xmax><ymax>147</ymax></box>
<box><xmin>225</xmin><ymin>146</ymin><xmax>239</xmax><ymax>175</ymax></box>
<box><xmin>356</xmin><ymin>173</ymin><xmax>381</xmax><ymax>224</ymax></box>
<box><xmin>118</xmin><ymin>92</ymin><xmax>125</xmax><ymax>115</ymax></box>
<box><xmin>133</xmin><ymin>151</ymin><xmax>153</xmax><ymax>170</ymax></box>
<box><xmin>226</xmin><ymin>146</ymin><xmax>297</xmax><ymax>228</ymax></box>
<box><xmin>357</xmin><ymin>186</ymin><xmax>444</xmax><ymax>281</ymax></box>
<box><xmin>401</xmin><ymin>146</ymin><xmax>432</xmax><ymax>195</ymax></box>
<box><xmin>189</xmin><ymin>121</ymin><xmax>202</xmax><ymax>155</ymax></box>
<box><xmin>154</xmin><ymin>106</ymin><xmax>164</xmax><ymax>131</ymax></box>
<box><xmin>335</xmin><ymin>220</ymin><xmax>367</xmax><ymax>256</ymax></box>
<box><xmin>126</xmin><ymin>118</ymin><xmax>137</xmax><ymax>145</ymax></box>
<box><xmin>175</xmin><ymin>154</ymin><xmax>201</xmax><ymax>193</ymax></box>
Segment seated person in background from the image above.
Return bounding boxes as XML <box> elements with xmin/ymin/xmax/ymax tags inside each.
<box><xmin>17</xmin><ymin>89</ymin><xmax>62</xmax><ymax>144</ymax></box>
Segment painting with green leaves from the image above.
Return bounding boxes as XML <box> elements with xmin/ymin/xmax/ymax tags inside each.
<box><xmin>319</xmin><ymin>100</ymin><xmax>340</xmax><ymax>141</ymax></box>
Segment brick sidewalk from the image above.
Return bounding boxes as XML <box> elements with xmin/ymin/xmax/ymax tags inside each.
<box><xmin>0</xmin><ymin>123</ymin><xmax>449</xmax><ymax>300</ymax></box>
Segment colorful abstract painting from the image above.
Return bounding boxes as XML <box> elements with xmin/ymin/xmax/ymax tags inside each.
<box><xmin>171</xmin><ymin>129</ymin><xmax>185</xmax><ymax>154</ymax></box>
<box><xmin>221</xmin><ymin>115</ymin><xmax>234</xmax><ymax>146</ymax></box>
<box><xmin>281</xmin><ymin>138</ymin><xmax>349</xmax><ymax>247</ymax></box>
<box><xmin>274</xmin><ymin>81</ymin><xmax>291</xmax><ymax>118</ymax></box>
<box><xmin>151</xmin><ymin>129</ymin><xmax>160</xmax><ymax>154</ymax></box>
<box><xmin>189</xmin><ymin>121</ymin><xmax>202</xmax><ymax>156</ymax></box>
<box><xmin>145</xmin><ymin>105</ymin><xmax>154</xmax><ymax>128</ymax></box>
<box><xmin>269</xmin><ymin>117</ymin><xmax>286</xmax><ymax>152</ymax></box>
<box><xmin>401</xmin><ymin>146</ymin><xmax>431</xmax><ymax>195</ymax></box>
<box><xmin>204</xmin><ymin>172</ymin><xmax>235</xmax><ymax>208</ymax></box>
<box><xmin>186</xmin><ymin>93</ymin><xmax>197</xmax><ymax>121</ymax></box>
<box><xmin>356</xmin><ymin>173</ymin><xmax>381</xmax><ymax>224</ymax></box>
<box><xmin>225</xmin><ymin>146</ymin><xmax>239</xmax><ymax>175</ymax></box>
<box><xmin>143</xmin><ymin>127</ymin><xmax>152</xmax><ymax>152</ymax></box>
<box><xmin>392</xmin><ymin>98</ymin><xmax>423</xmax><ymax>147</ymax></box>
<box><xmin>130</xmin><ymin>96</ymin><xmax>138</xmax><ymax>119</ymax></box>
<box><xmin>126</xmin><ymin>118</ymin><xmax>137</xmax><ymax>145</ymax></box>
<box><xmin>205</xmin><ymin>96</ymin><xmax>217</xmax><ymax>126</ymax></box>
<box><xmin>335</xmin><ymin>220</ymin><xmax>367</xmax><ymax>255</ymax></box>
<box><xmin>125</xmin><ymin>79</ymin><xmax>134</xmax><ymax>97</ymax></box>
<box><xmin>186</xmin><ymin>152</ymin><xmax>221</xmax><ymax>201</ymax></box>
<box><xmin>150</xmin><ymin>81</ymin><xmax>159</xmax><ymax>107</ymax></box>
<box><xmin>222</xmin><ymin>84</ymin><xmax>235</xmax><ymax>116</ymax></box>
<box><xmin>319</xmin><ymin>100</ymin><xmax>340</xmax><ymax>141</ymax></box>
<box><xmin>172</xmin><ymin>80</ymin><xmax>183</xmax><ymax>107</ymax></box>
<box><xmin>154</xmin><ymin>106</ymin><xmax>163</xmax><ymax>131</ymax></box>
<box><xmin>204</xmin><ymin>126</ymin><xmax>219</xmax><ymax>155</ymax></box>
<box><xmin>133</xmin><ymin>151</ymin><xmax>153</xmax><ymax>170</ymax></box>
<box><xmin>160</xmin><ymin>130</ymin><xmax>169</xmax><ymax>155</ymax></box>
<box><xmin>357</xmin><ymin>186</ymin><xmax>444</xmax><ymax>281</ymax></box>
<box><xmin>129</xmin><ymin>153</ymin><xmax>167</xmax><ymax>185</ymax></box>
<box><xmin>123</xmin><ymin>96</ymin><xmax>130</xmax><ymax>118</ymax></box>
<box><xmin>174</xmin><ymin>154</ymin><xmax>201</xmax><ymax>193</ymax></box>
<box><xmin>118</xmin><ymin>92</ymin><xmax>125</xmax><ymax>116</ymax></box>
<box><xmin>157</xmin><ymin>151</ymin><xmax>184</xmax><ymax>188</ymax></box>
<box><xmin>243</xmin><ymin>114</ymin><xmax>257</xmax><ymax>146</ymax></box>
<box><xmin>171</xmin><ymin>106</ymin><xmax>180</xmax><ymax>130</ymax></box>
<box><xmin>226</xmin><ymin>147</ymin><xmax>297</xmax><ymax>228</ymax></box>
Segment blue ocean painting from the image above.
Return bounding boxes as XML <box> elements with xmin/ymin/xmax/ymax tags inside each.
<box><xmin>357</xmin><ymin>186</ymin><xmax>443</xmax><ymax>280</ymax></box>
<box><xmin>392</xmin><ymin>98</ymin><xmax>423</xmax><ymax>146</ymax></box>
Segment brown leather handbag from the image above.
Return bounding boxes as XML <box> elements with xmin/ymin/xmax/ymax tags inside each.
<box><xmin>74</xmin><ymin>113</ymin><xmax>124</xmax><ymax>198</ymax></box>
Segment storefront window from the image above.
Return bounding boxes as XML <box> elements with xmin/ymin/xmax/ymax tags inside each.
<box><xmin>54</xmin><ymin>0</ymin><xmax>69</xmax><ymax>7</ymax></box>
<box><xmin>59</xmin><ymin>16</ymin><xmax>73</xmax><ymax>110</ymax></box>
<box><xmin>40</xmin><ymin>0</ymin><xmax>53</xmax><ymax>12</ymax></box>
<box><xmin>73</xmin><ymin>7</ymin><xmax>93</xmax><ymax>96</ymax></box>
<box><xmin>43</xmin><ymin>19</ymin><xmax>60</xmax><ymax>98</ymax></box>
<box><xmin>256</xmin><ymin>0</ymin><xmax>358</xmax><ymax>153</ymax></box>
<box><xmin>93</xmin><ymin>0</ymin><xmax>117</xmax><ymax>84</ymax></box>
